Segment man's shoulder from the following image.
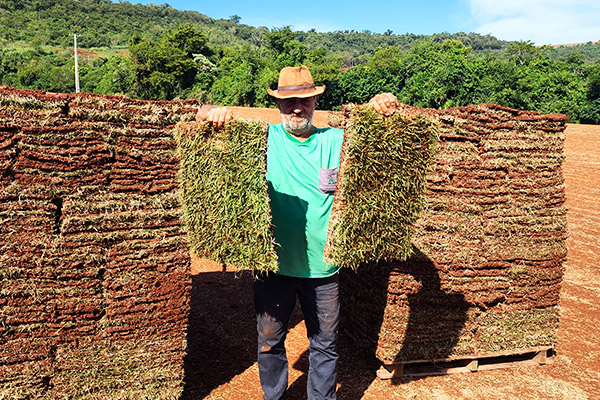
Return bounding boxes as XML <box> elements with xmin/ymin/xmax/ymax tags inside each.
<box><xmin>268</xmin><ymin>123</ymin><xmax>286</xmax><ymax>136</ymax></box>
<box><xmin>318</xmin><ymin>126</ymin><xmax>344</xmax><ymax>134</ymax></box>
<box><xmin>316</xmin><ymin>126</ymin><xmax>344</xmax><ymax>144</ymax></box>
<box><xmin>316</xmin><ymin>126</ymin><xmax>344</xmax><ymax>137</ymax></box>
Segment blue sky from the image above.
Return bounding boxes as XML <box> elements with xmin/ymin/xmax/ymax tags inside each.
<box><xmin>121</xmin><ymin>0</ymin><xmax>600</xmax><ymax>45</ymax></box>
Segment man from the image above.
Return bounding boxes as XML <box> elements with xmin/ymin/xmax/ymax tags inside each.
<box><xmin>198</xmin><ymin>66</ymin><xmax>398</xmax><ymax>400</ymax></box>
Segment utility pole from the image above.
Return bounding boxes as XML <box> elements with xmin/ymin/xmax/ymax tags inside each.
<box><xmin>74</xmin><ymin>34</ymin><xmax>80</xmax><ymax>93</ymax></box>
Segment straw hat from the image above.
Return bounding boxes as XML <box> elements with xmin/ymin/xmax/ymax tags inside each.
<box><xmin>267</xmin><ymin>66</ymin><xmax>325</xmax><ymax>99</ymax></box>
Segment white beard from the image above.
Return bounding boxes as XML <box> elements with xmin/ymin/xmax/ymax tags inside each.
<box><xmin>281</xmin><ymin>112</ymin><xmax>313</xmax><ymax>136</ymax></box>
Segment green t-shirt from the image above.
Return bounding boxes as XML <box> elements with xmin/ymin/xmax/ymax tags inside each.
<box><xmin>266</xmin><ymin>123</ymin><xmax>344</xmax><ymax>278</ymax></box>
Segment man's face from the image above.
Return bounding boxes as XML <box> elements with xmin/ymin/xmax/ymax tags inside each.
<box><xmin>277</xmin><ymin>96</ymin><xmax>318</xmax><ymax>136</ymax></box>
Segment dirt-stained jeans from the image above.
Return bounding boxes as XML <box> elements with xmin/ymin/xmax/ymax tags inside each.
<box><xmin>254</xmin><ymin>273</ymin><xmax>339</xmax><ymax>400</ymax></box>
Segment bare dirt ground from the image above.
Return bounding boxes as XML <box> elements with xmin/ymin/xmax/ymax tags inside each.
<box><xmin>182</xmin><ymin>110</ymin><xmax>600</xmax><ymax>400</ymax></box>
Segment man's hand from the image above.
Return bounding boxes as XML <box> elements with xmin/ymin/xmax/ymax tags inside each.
<box><xmin>196</xmin><ymin>105</ymin><xmax>233</xmax><ymax>129</ymax></box>
<box><xmin>369</xmin><ymin>93</ymin><xmax>399</xmax><ymax>116</ymax></box>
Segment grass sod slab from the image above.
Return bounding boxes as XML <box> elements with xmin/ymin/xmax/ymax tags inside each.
<box><xmin>175</xmin><ymin>119</ymin><xmax>278</xmax><ymax>272</ymax></box>
<box><xmin>325</xmin><ymin>104</ymin><xmax>439</xmax><ymax>268</ymax></box>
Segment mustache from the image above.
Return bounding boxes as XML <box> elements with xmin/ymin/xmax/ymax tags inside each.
<box><xmin>289</xmin><ymin>111</ymin><xmax>309</xmax><ymax>118</ymax></box>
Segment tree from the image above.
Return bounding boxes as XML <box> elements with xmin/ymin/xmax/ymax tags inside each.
<box><xmin>265</xmin><ymin>26</ymin><xmax>295</xmax><ymax>53</ymax></box>
<box><xmin>580</xmin><ymin>62</ymin><xmax>600</xmax><ymax>123</ymax></box>
<box><xmin>585</xmin><ymin>61</ymin><xmax>600</xmax><ymax>101</ymax></box>
<box><xmin>168</xmin><ymin>24</ymin><xmax>209</xmax><ymax>57</ymax></box>
<box><xmin>90</xmin><ymin>54</ymin><xmax>134</xmax><ymax>95</ymax></box>
<box><xmin>507</xmin><ymin>41</ymin><xmax>541</xmax><ymax>66</ymax></box>
<box><xmin>128</xmin><ymin>25</ymin><xmax>210</xmax><ymax>100</ymax></box>
<box><xmin>209</xmin><ymin>45</ymin><xmax>272</xmax><ymax>106</ymax></box>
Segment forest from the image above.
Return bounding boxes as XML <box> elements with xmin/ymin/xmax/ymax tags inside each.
<box><xmin>1</xmin><ymin>0</ymin><xmax>599</xmax><ymax>123</ymax></box>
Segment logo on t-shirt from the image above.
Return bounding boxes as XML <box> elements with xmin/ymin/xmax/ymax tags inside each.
<box><xmin>319</xmin><ymin>168</ymin><xmax>338</xmax><ymax>194</ymax></box>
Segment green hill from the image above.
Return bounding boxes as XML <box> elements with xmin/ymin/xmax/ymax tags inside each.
<box><xmin>0</xmin><ymin>0</ymin><xmax>506</xmax><ymax>55</ymax></box>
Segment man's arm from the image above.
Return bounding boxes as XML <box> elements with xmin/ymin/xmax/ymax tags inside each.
<box><xmin>196</xmin><ymin>104</ymin><xmax>233</xmax><ymax>129</ymax></box>
<box><xmin>197</xmin><ymin>93</ymin><xmax>399</xmax><ymax>128</ymax></box>
<box><xmin>369</xmin><ymin>93</ymin><xmax>399</xmax><ymax>116</ymax></box>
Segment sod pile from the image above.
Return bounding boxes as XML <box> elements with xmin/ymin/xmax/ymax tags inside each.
<box><xmin>0</xmin><ymin>86</ymin><xmax>68</xmax><ymax>125</ymax></box>
<box><xmin>336</xmin><ymin>103</ymin><xmax>568</xmax><ymax>363</ymax></box>
<box><xmin>1</xmin><ymin>84</ymin><xmax>569</xmax><ymax>386</ymax></box>
<box><xmin>175</xmin><ymin>119</ymin><xmax>277</xmax><ymax>272</ymax></box>
<box><xmin>0</xmin><ymin>87</ymin><xmax>194</xmax><ymax>399</ymax></box>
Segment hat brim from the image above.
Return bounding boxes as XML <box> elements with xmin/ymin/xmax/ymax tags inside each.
<box><xmin>267</xmin><ymin>85</ymin><xmax>325</xmax><ymax>99</ymax></box>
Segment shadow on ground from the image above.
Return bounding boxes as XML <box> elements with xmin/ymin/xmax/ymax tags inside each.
<box><xmin>182</xmin><ymin>248</ymin><xmax>470</xmax><ymax>399</ymax></box>
<box><xmin>181</xmin><ymin>271</ymin><xmax>256</xmax><ymax>399</ymax></box>
<box><xmin>181</xmin><ymin>270</ymin><xmax>303</xmax><ymax>399</ymax></box>
<box><xmin>336</xmin><ymin>250</ymin><xmax>470</xmax><ymax>398</ymax></box>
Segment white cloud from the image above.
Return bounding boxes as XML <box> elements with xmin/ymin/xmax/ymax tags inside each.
<box><xmin>467</xmin><ymin>0</ymin><xmax>600</xmax><ymax>45</ymax></box>
<box><xmin>290</xmin><ymin>21</ymin><xmax>343</xmax><ymax>33</ymax></box>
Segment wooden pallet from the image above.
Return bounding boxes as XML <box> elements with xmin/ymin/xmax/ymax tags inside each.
<box><xmin>376</xmin><ymin>346</ymin><xmax>554</xmax><ymax>379</ymax></box>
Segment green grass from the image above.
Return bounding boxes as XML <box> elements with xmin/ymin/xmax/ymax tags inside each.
<box><xmin>175</xmin><ymin>119</ymin><xmax>278</xmax><ymax>272</ymax></box>
<box><xmin>325</xmin><ymin>105</ymin><xmax>439</xmax><ymax>268</ymax></box>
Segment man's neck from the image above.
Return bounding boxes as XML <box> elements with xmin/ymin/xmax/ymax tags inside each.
<box><xmin>286</xmin><ymin>125</ymin><xmax>315</xmax><ymax>142</ymax></box>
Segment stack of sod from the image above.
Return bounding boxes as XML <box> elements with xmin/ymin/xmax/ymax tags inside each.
<box><xmin>54</xmin><ymin>188</ymin><xmax>189</xmax><ymax>398</ymax></box>
<box><xmin>109</xmin><ymin>122</ymin><xmax>183</xmax><ymax>194</ymax></box>
<box><xmin>337</xmin><ymin>103</ymin><xmax>568</xmax><ymax>364</ymax></box>
<box><xmin>0</xmin><ymin>87</ymin><xmax>194</xmax><ymax>399</ymax></box>
<box><xmin>68</xmin><ymin>92</ymin><xmax>196</xmax><ymax>126</ymax></box>
<box><xmin>0</xmin><ymin>183</ymin><xmax>103</xmax><ymax>398</ymax></box>
<box><xmin>13</xmin><ymin>123</ymin><xmax>114</xmax><ymax>188</ymax></box>
<box><xmin>175</xmin><ymin>119</ymin><xmax>278</xmax><ymax>272</ymax></box>
<box><xmin>0</xmin><ymin>126</ymin><xmax>19</xmax><ymax>181</ymax></box>
<box><xmin>0</xmin><ymin>87</ymin><xmax>69</xmax><ymax>184</ymax></box>
<box><xmin>325</xmin><ymin>104</ymin><xmax>439</xmax><ymax>268</ymax></box>
<box><xmin>0</xmin><ymin>86</ymin><xmax>68</xmax><ymax>125</ymax></box>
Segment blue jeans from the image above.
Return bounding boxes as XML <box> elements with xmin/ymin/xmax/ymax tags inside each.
<box><xmin>254</xmin><ymin>273</ymin><xmax>339</xmax><ymax>400</ymax></box>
